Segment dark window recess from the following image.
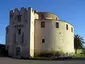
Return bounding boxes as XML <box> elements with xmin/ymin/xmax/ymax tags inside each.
<box><xmin>22</xmin><ymin>33</ymin><xmax>24</xmax><ymax>43</ymax></box>
<box><xmin>56</xmin><ymin>22</ymin><xmax>59</xmax><ymax>28</ymax></box>
<box><xmin>71</xmin><ymin>27</ymin><xmax>73</xmax><ymax>32</ymax></box>
<box><xmin>19</xmin><ymin>25</ymin><xmax>21</xmax><ymax>27</ymax></box>
<box><xmin>66</xmin><ymin>24</ymin><xmax>68</xmax><ymax>30</ymax></box>
<box><xmin>18</xmin><ymin>29</ymin><xmax>21</xmax><ymax>35</ymax></box>
<box><xmin>14</xmin><ymin>25</ymin><xmax>23</xmax><ymax>28</ymax></box>
<box><xmin>17</xmin><ymin>15</ymin><xmax>21</xmax><ymax>21</ymax></box>
<box><xmin>16</xmin><ymin>47</ymin><xmax>20</xmax><ymax>56</ymax></box>
<box><xmin>42</xmin><ymin>39</ymin><xmax>45</xmax><ymax>43</ymax></box>
<box><xmin>41</xmin><ymin>22</ymin><xmax>45</xmax><ymax>28</ymax></box>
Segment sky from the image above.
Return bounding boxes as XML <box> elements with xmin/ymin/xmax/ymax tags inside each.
<box><xmin>0</xmin><ymin>0</ymin><xmax>85</xmax><ymax>44</ymax></box>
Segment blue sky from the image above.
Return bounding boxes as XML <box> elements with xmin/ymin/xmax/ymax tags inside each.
<box><xmin>0</xmin><ymin>0</ymin><xmax>85</xmax><ymax>44</ymax></box>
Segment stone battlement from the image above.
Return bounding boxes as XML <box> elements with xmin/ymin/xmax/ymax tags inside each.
<box><xmin>9</xmin><ymin>7</ymin><xmax>59</xmax><ymax>20</ymax></box>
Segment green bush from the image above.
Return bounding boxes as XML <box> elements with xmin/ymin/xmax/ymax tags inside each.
<box><xmin>54</xmin><ymin>51</ymin><xmax>65</xmax><ymax>57</ymax></box>
<box><xmin>36</xmin><ymin>51</ymin><xmax>65</xmax><ymax>57</ymax></box>
<box><xmin>38</xmin><ymin>52</ymin><xmax>54</xmax><ymax>57</ymax></box>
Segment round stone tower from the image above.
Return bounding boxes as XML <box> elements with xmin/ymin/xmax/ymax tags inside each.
<box><xmin>34</xmin><ymin>12</ymin><xmax>74</xmax><ymax>55</ymax></box>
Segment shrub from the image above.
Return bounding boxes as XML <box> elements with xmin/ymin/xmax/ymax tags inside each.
<box><xmin>54</xmin><ymin>51</ymin><xmax>65</xmax><ymax>57</ymax></box>
<box><xmin>38</xmin><ymin>52</ymin><xmax>54</xmax><ymax>57</ymax></box>
<box><xmin>36</xmin><ymin>51</ymin><xmax>65</xmax><ymax>57</ymax></box>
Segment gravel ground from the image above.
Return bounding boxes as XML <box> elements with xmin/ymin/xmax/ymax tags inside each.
<box><xmin>0</xmin><ymin>57</ymin><xmax>85</xmax><ymax>64</ymax></box>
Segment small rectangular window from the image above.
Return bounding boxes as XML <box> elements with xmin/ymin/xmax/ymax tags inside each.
<box><xmin>18</xmin><ymin>29</ymin><xmax>21</xmax><ymax>35</ymax></box>
<box><xmin>56</xmin><ymin>22</ymin><xmax>59</xmax><ymax>28</ymax></box>
<box><xmin>71</xmin><ymin>27</ymin><xmax>73</xmax><ymax>32</ymax></box>
<box><xmin>66</xmin><ymin>24</ymin><xmax>68</xmax><ymax>30</ymax></box>
<box><xmin>42</xmin><ymin>39</ymin><xmax>45</xmax><ymax>43</ymax></box>
<box><xmin>22</xmin><ymin>33</ymin><xmax>24</xmax><ymax>43</ymax></box>
<box><xmin>16</xmin><ymin>47</ymin><xmax>20</xmax><ymax>56</ymax></box>
<box><xmin>41</xmin><ymin>22</ymin><xmax>45</xmax><ymax>28</ymax></box>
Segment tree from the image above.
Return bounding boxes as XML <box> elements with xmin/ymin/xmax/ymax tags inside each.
<box><xmin>74</xmin><ymin>34</ymin><xmax>85</xmax><ymax>54</ymax></box>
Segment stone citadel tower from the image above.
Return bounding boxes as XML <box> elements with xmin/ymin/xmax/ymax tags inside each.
<box><xmin>6</xmin><ymin>7</ymin><xmax>75</xmax><ymax>58</ymax></box>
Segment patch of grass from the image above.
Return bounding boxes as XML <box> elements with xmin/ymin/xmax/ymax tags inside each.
<box><xmin>73</xmin><ymin>54</ymin><xmax>85</xmax><ymax>58</ymax></box>
<box><xmin>33</xmin><ymin>56</ymin><xmax>41</xmax><ymax>59</ymax></box>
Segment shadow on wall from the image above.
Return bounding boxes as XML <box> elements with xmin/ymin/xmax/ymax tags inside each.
<box><xmin>0</xmin><ymin>44</ymin><xmax>8</xmax><ymax>57</ymax></box>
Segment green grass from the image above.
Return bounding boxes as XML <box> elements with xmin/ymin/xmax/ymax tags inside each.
<box><xmin>73</xmin><ymin>54</ymin><xmax>85</xmax><ymax>58</ymax></box>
